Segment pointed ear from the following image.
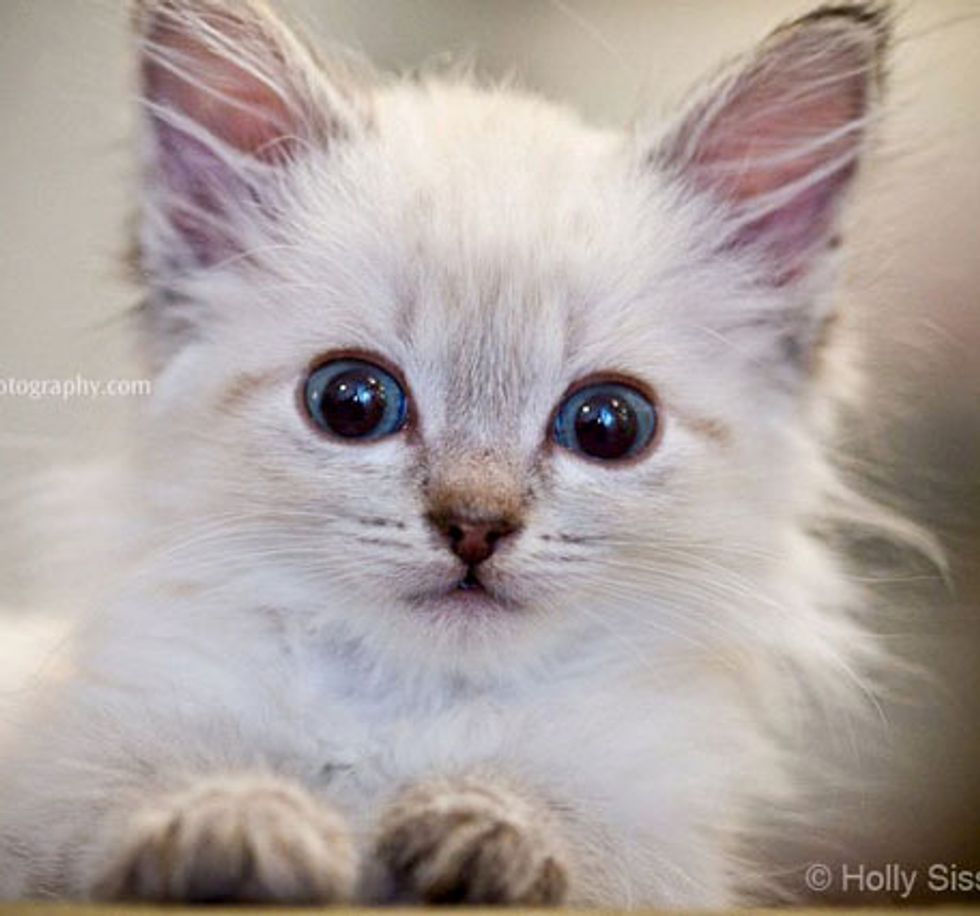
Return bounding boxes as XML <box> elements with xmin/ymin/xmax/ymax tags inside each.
<box><xmin>653</xmin><ymin>4</ymin><xmax>888</xmax><ymax>286</ymax></box>
<box><xmin>135</xmin><ymin>0</ymin><xmax>366</xmax><ymax>269</ymax></box>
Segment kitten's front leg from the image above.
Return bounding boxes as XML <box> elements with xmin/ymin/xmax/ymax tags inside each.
<box><xmin>370</xmin><ymin>775</ymin><xmax>569</xmax><ymax>905</ymax></box>
<box><xmin>88</xmin><ymin>774</ymin><xmax>356</xmax><ymax>905</ymax></box>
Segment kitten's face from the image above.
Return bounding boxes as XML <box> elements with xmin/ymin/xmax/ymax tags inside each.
<box><xmin>136</xmin><ymin>1</ymin><xmax>884</xmax><ymax>674</ymax></box>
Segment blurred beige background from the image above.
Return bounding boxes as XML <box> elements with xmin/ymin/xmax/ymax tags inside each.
<box><xmin>1</xmin><ymin>0</ymin><xmax>978</xmax><ymax>903</ymax></box>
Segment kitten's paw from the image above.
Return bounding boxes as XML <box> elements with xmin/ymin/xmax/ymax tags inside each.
<box><xmin>89</xmin><ymin>775</ymin><xmax>356</xmax><ymax>904</ymax></box>
<box><xmin>371</xmin><ymin>776</ymin><xmax>568</xmax><ymax>905</ymax></box>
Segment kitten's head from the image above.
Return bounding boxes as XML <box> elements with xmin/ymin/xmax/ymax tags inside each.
<box><xmin>133</xmin><ymin>0</ymin><xmax>887</xmax><ymax>677</ymax></box>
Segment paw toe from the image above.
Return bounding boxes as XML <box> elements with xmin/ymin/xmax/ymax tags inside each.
<box><xmin>373</xmin><ymin>779</ymin><xmax>568</xmax><ymax>905</ymax></box>
<box><xmin>91</xmin><ymin>776</ymin><xmax>356</xmax><ymax>905</ymax></box>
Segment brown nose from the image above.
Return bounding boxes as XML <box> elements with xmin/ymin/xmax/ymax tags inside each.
<box><xmin>431</xmin><ymin>517</ymin><xmax>518</xmax><ymax>566</ymax></box>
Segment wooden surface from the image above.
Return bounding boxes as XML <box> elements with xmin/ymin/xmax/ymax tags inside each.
<box><xmin>0</xmin><ymin>903</ymin><xmax>980</xmax><ymax>916</ymax></box>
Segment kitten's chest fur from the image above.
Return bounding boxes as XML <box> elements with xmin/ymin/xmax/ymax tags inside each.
<box><xmin>265</xmin><ymin>616</ymin><xmax>753</xmax><ymax>843</ymax></box>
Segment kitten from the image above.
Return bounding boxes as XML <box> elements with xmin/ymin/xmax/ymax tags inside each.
<box><xmin>0</xmin><ymin>0</ymin><xmax>895</xmax><ymax>905</ymax></box>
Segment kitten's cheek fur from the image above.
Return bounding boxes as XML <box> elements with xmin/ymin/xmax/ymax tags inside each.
<box><xmin>367</xmin><ymin>775</ymin><xmax>569</xmax><ymax>905</ymax></box>
<box><xmin>85</xmin><ymin>775</ymin><xmax>357</xmax><ymax>905</ymax></box>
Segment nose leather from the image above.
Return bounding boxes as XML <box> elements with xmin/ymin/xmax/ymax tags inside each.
<box><xmin>433</xmin><ymin>517</ymin><xmax>518</xmax><ymax>566</ymax></box>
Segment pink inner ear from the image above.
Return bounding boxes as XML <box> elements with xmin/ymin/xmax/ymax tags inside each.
<box><xmin>144</xmin><ymin>11</ymin><xmax>299</xmax><ymax>163</ymax></box>
<box><xmin>139</xmin><ymin>4</ymin><xmax>313</xmax><ymax>265</ymax></box>
<box><xmin>697</xmin><ymin>43</ymin><xmax>868</xmax><ymax>200</ymax></box>
<box><xmin>672</xmin><ymin>26</ymin><xmax>877</xmax><ymax>281</ymax></box>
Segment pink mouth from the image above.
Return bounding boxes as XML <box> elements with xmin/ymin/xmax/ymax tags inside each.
<box><xmin>456</xmin><ymin>567</ymin><xmax>485</xmax><ymax>593</ymax></box>
<box><xmin>446</xmin><ymin>568</ymin><xmax>500</xmax><ymax>608</ymax></box>
<box><xmin>407</xmin><ymin>568</ymin><xmax>518</xmax><ymax>613</ymax></box>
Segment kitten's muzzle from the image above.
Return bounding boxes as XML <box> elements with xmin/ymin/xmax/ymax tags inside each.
<box><xmin>422</xmin><ymin>450</ymin><xmax>527</xmax><ymax>591</ymax></box>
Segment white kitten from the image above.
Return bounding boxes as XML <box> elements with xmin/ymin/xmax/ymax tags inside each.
<box><xmin>0</xmin><ymin>0</ymin><xmax>900</xmax><ymax>905</ymax></box>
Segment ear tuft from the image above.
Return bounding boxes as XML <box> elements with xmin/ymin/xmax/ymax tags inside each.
<box><xmin>135</xmin><ymin>0</ymin><xmax>344</xmax><ymax>163</ymax></box>
<box><xmin>655</xmin><ymin>3</ymin><xmax>890</xmax><ymax>285</ymax></box>
<box><xmin>789</xmin><ymin>3</ymin><xmax>890</xmax><ymax>34</ymax></box>
<box><xmin>134</xmin><ymin>0</ymin><xmax>365</xmax><ymax>269</ymax></box>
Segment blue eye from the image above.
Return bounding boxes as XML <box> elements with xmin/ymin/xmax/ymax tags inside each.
<box><xmin>304</xmin><ymin>358</ymin><xmax>408</xmax><ymax>441</ymax></box>
<box><xmin>553</xmin><ymin>380</ymin><xmax>658</xmax><ymax>461</ymax></box>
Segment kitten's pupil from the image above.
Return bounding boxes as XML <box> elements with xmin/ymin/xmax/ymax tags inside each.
<box><xmin>574</xmin><ymin>394</ymin><xmax>638</xmax><ymax>460</ymax></box>
<box><xmin>324</xmin><ymin>369</ymin><xmax>387</xmax><ymax>438</ymax></box>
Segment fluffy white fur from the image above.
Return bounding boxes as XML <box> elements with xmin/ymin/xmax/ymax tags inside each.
<box><xmin>0</xmin><ymin>0</ymin><xmax>905</xmax><ymax>905</ymax></box>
